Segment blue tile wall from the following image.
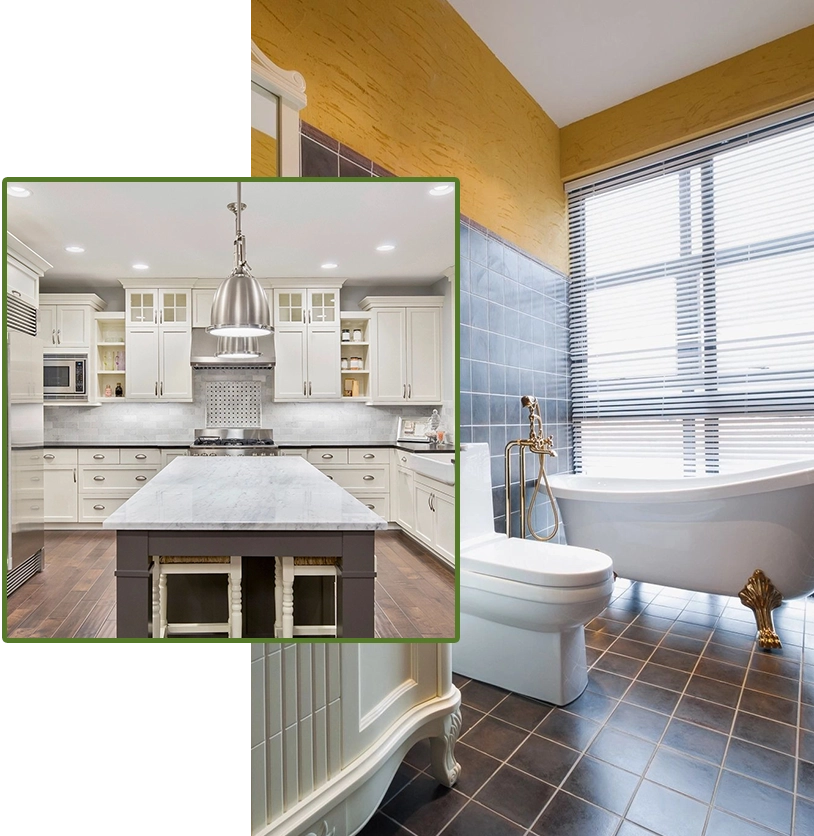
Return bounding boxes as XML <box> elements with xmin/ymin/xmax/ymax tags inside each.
<box><xmin>459</xmin><ymin>219</ymin><xmax>572</xmax><ymax>540</ymax></box>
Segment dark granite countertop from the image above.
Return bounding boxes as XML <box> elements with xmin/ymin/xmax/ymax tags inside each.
<box><xmin>40</xmin><ymin>440</ymin><xmax>455</xmax><ymax>454</ymax></box>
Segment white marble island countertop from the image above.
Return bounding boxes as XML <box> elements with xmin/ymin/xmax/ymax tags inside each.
<box><xmin>102</xmin><ymin>457</ymin><xmax>388</xmax><ymax>531</ymax></box>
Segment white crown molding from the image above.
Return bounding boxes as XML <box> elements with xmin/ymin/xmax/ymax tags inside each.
<box><xmin>251</xmin><ymin>41</ymin><xmax>307</xmax><ymax>111</ymax></box>
<box><xmin>7</xmin><ymin>232</ymin><xmax>52</xmax><ymax>276</ymax></box>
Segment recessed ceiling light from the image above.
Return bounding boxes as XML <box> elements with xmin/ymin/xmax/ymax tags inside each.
<box><xmin>65</xmin><ymin>246</ymin><xmax>85</xmax><ymax>253</ymax></box>
<box><xmin>7</xmin><ymin>185</ymin><xmax>31</xmax><ymax>198</ymax></box>
<box><xmin>321</xmin><ymin>262</ymin><xmax>338</xmax><ymax>269</ymax></box>
<box><xmin>429</xmin><ymin>183</ymin><xmax>454</xmax><ymax>196</ymax></box>
<box><xmin>376</xmin><ymin>244</ymin><xmax>396</xmax><ymax>252</ymax></box>
<box><xmin>132</xmin><ymin>263</ymin><xmax>149</xmax><ymax>270</ymax></box>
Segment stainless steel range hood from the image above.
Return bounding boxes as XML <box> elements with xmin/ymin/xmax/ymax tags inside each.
<box><xmin>190</xmin><ymin>328</ymin><xmax>275</xmax><ymax>368</ymax></box>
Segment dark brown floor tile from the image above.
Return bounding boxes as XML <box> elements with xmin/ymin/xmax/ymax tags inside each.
<box><xmin>646</xmin><ymin>747</ymin><xmax>719</xmax><ymax>803</ymax></box>
<box><xmin>460</xmin><ymin>680</ymin><xmax>510</xmax><ymax>712</ymax></box>
<box><xmin>440</xmin><ymin>802</ymin><xmax>524</xmax><ymax>836</ymax></box>
<box><xmin>798</xmin><ymin>759</ymin><xmax>814</xmax><ymax>800</ymax></box>
<box><xmin>739</xmin><ymin>689</ymin><xmax>798</xmax><ymax>726</ymax></box>
<box><xmin>724</xmin><ymin>738</ymin><xmax>796</xmax><ymax>792</ymax></box>
<box><xmin>749</xmin><ymin>653</ymin><xmax>800</xmax><ymax>680</ymax></box>
<box><xmin>684</xmin><ymin>674</ymin><xmax>741</xmax><ymax>708</ymax></box>
<box><xmin>803</xmin><ymin>679</ymin><xmax>814</xmax><ymax>706</ymax></box>
<box><xmin>404</xmin><ymin>739</ymin><xmax>432</xmax><ymax>770</ymax></box>
<box><xmin>452</xmin><ymin>673</ymin><xmax>470</xmax><ymax>688</ymax></box>
<box><xmin>717</xmin><ymin>616</ymin><xmax>758</xmax><ymax>636</ymax></box>
<box><xmin>633</xmin><ymin>613</ymin><xmax>676</xmax><ymax>632</ymax></box>
<box><xmin>622</xmin><ymin>624</ymin><xmax>666</xmax><ymax>645</ymax></box>
<box><xmin>586</xmin><ymin>669</ymin><xmax>633</xmax><ymax>700</ymax></box>
<box><xmin>461</xmin><ymin>716</ymin><xmax>528</xmax><ymax>760</ymax></box>
<box><xmin>489</xmin><ymin>693</ymin><xmax>552</xmax><ymax>731</ymax></box>
<box><xmin>800</xmin><ymin>729</ymin><xmax>814</xmax><ymax>762</ymax></box>
<box><xmin>705</xmin><ymin>809</ymin><xmax>782</xmax><ymax>836</ymax></box>
<box><xmin>357</xmin><ymin>812</ymin><xmax>415</xmax><ymax>836</ymax></box>
<box><xmin>460</xmin><ymin>704</ymin><xmax>485</xmax><ymax>735</ymax></box>
<box><xmin>674</xmin><ymin>695</ymin><xmax>735</xmax><ymax>733</ymax></box>
<box><xmin>645</xmin><ymin>604</ymin><xmax>684</xmax><ymax>620</ymax></box>
<box><xmin>668</xmin><ymin>621</ymin><xmax>714</xmax><ymax>640</ymax></box>
<box><xmin>586</xmin><ymin>629</ymin><xmax>617</xmax><ymax>651</ymax></box>
<box><xmin>588</xmin><ymin>726</ymin><xmax>655</xmax><ymax>774</ymax></box>
<box><xmin>611</xmin><ymin>637</ymin><xmax>656</xmax><ymax>661</ymax></box>
<box><xmin>594</xmin><ymin>652</ymin><xmax>646</xmax><ymax>678</ymax></box>
<box><xmin>675</xmin><ymin>610</ymin><xmax>718</xmax><ymax>628</ymax></box>
<box><xmin>381</xmin><ymin>775</ymin><xmax>468</xmax><ymax>836</ymax></box>
<box><xmin>662</xmin><ymin>718</ymin><xmax>729</xmax><ymax>765</ymax></box>
<box><xmin>601</xmin><ymin>606</ymin><xmax>640</xmax><ymax>624</ymax></box>
<box><xmin>660</xmin><ymin>632</ymin><xmax>706</xmax><ymax>655</ymax></box>
<box><xmin>703</xmin><ymin>642</ymin><xmax>752</xmax><ymax>667</ymax></box>
<box><xmin>624</xmin><ymin>681</ymin><xmax>681</xmax><ymax>715</ymax></box>
<box><xmin>589</xmin><ymin>616</ymin><xmax>628</xmax><ymax>636</ymax></box>
<box><xmin>606</xmin><ymin>702</ymin><xmax>669</xmax><ymax>743</ymax></box>
<box><xmin>714</xmin><ymin>770</ymin><xmax>793</xmax><ymax>834</ymax></box>
<box><xmin>616</xmin><ymin>820</ymin><xmax>659</xmax><ymax>836</ymax></box>
<box><xmin>450</xmin><ymin>742</ymin><xmax>502</xmax><ymax>796</ymax></box>
<box><xmin>745</xmin><ymin>669</ymin><xmax>800</xmax><ymax>701</ymax></box>
<box><xmin>564</xmin><ymin>689</ymin><xmax>618</xmax><ymax>723</ymax></box>
<box><xmin>586</xmin><ymin>647</ymin><xmax>601</xmax><ymax>666</ymax></box>
<box><xmin>561</xmin><ymin>755</ymin><xmax>639</xmax><ymax>815</ymax></box>
<box><xmin>383</xmin><ymin>762</ymin><xmax>421</xmax><ymax>803</ymax></box>
<box><xmin>711</xmin><ymin>628</ymin><xmax>757</xmax><ymax>650</ymax></box>
<box><xmin>796</xmin><ymin>796</ymin><xmax>814</xmax><ymax>836</ymax></box>
<box><xmin>637</xmin><ymin>662</ymin><xmax>691</xmax><ymax>693</ymax></box>
<box><xmin>474</xmin><ymin>765</ymin><xmax>555</xmax><ymax>828</ymax></box>
<box><xmin>732</xmin><ymin>712</ymin><xmax>796</xmax><ymax>755</ymax></box>
<box><xmin>800</xmin><ymin>702</ymin><xmax>814</xmax><ymax>732</ymax></box>
<box><xmin>535</xmin><ymin>709</ymin><xmax>601</xmax><ymax>751</ymax></box>
<box><xmin>531</xmin><ymin>790</ymin><xmax>619</xmax><ymax>836</ymax></box>
<box><xmin>695</xmin><ymin>657</ymin><xmax>747</xmax><ymax>686</ymax></box>
<box><xmin>650</xmin><ymin>646</ymin><xmax>699</xmax><ymax>673</ymax></box>
<box><xmin>626</xmin><ymin>780</ymin><xmax>708</xmax><ymax>836</ymax></box>
<box><xmin>508</xmin><ymin>734</ymin><xmax>580</xmax><ymax>785</ymax></box>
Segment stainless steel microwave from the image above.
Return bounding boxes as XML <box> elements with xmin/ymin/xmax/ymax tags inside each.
<box><xmin>43</xmin><ymin>353</ymin><xmax>87</xmax><ymax>400</ymax></box>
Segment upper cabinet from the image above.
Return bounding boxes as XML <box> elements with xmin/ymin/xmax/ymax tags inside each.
<box><xmin>273</xmin><ymin>285</ymin><xmax>342</xmax><ymax>401</ymax></box>
<box><xmin>39</xmin><ymin>293</ymin><xmax>106</xmax><ymax>351</ymax></box>
<box><xmin>122</xmin><ymin>284</ymin><xmax>192</xmax><ymax>402</ymax></box>
<box><xmin>362</xmin><ymin>296</ymin><xmax>443</xmax><ymax>405</ymax></box>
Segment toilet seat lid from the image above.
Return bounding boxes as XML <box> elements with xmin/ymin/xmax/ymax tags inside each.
<box><xmin>462</xmin><ymin>536</ymin><xmax>613</xmax><ymax>588</ymax></box>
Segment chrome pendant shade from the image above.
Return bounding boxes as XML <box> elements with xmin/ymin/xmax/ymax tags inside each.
<box><xmin>216</xmin><ymin>336</ymin><xmax>261</xmax><ymax>359</ymax></box>
<box><xmin>207</xmin><ymin>182</ymin><xmax>272</xmax><ymax>337</ymax></box>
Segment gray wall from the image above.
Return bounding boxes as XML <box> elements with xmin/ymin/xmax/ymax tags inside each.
<box><xmin>459</xmin><ymin>220</ymin><xmax>572</xmax><ymax>539</ymax></box>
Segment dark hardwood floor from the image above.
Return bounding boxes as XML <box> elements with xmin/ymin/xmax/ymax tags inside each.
<box><xmin>5</xmin><ymin>529</ymin><xmax>455</xmax><ymax>640</ymax></box>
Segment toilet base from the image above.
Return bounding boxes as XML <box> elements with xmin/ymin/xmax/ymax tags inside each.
<box><xmin>453</xmin><ymin>612</ymin><xmax>589</xmax><ymax>706</ymax></box>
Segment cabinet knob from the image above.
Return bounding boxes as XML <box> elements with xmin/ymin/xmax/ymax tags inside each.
<box><xmin>93</xmin><ymin>454</ymin><xmax>105</xmax><ymax>460</ymax></box>
<box><xmin>135</xmin><ymin>453</ymin><xmax>147</xmax><ymax>460</ymax></box>
<box><xmin>43</xmin><ymin>454</ymin><xmax>55</xmax><ymax>460</ymax></box>
<box><xmin>363</xmin><ymin>475</ymin><xmax>374</xmax><ymax>481</ymax></box>
<box><xmin>363</xmin><ymin>453</ymin><xmax>375</xmax><ymax>459</ymax></box>
<box><xmin>30</xmin><ymin>477</ymin><xmax>40</xmax><ymax>482</ymax></box>
<box><xmin>401</xmin><ymin>456</ymin><xmax>407</xmax><ymax>462</ymax></box>
<box><xmin>366</xmin><ymin>504</ymin><xmax>375</xmax><ymax>510</ymax></box>
<box><xmin>30</xmin><ymin>505</ymin><xmax>41</xmax><ymax>511</ymax></box>
<box><xmin>93</xmin><ymin>504</ymin><xmax>105</xmax><ymax>511</ymax></box>
<box><xmin>93</xmin><ymin>475</ymin><xmax>105</xmax><ymax>481</ymax></box>
<box><xmin>322</xmin><ymin>453</ymin><xmax>333</xmax><ymax>459</ymax></box>
<box><xmin>326</xmin><ymin>475</ymin><xmax>334</xmax><ymax>480</ymax></box>
<box><xmin>135</xmin><ymin>475</ymin><xmax>147</xmax><ymax>482</ymax></box>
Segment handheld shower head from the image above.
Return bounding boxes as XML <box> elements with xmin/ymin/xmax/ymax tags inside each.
<box><xmin>521</xmin><ymin>395</ymin><xmax>537</xmax><ymax>409</ymax></box>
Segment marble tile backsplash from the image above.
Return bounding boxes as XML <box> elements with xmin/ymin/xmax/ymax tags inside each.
<box><xmin>459</xmin><ymin>219</ymin><xmax>572</xmax><ymax>539</ymax></box>
<box><xmin>44</xmin><ymin>368</ymin><xmax>435</xmax><ymax>445</ymax></box>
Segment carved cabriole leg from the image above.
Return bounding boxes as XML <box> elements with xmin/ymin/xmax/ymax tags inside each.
<box><xmin>429</xmin><ymin>707</ymin><xmax>462</xmax><ymax>788</ymax></box>
<box><xmin>281</xmin><ymin>557</ymin><xmax>295</xmax><ymax>639</ymax></box>
<box><xmin>739</xmin><ymin>569</ymin><xmax>783</xmax><ymax>650</ymax></box>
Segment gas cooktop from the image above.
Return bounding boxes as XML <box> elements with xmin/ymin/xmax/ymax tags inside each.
<box><xmin>189</xmin><ymin>428</ymin><xmax>278</xmax><ymax>456</ymax></box>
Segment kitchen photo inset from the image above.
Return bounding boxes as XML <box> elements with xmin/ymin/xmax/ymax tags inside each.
<box><xmin>5</xmin><ymin>177</ymin><xmax>458</xmax><ymax>640</ymax></box>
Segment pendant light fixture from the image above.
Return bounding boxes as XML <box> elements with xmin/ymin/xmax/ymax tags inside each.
<box><xmin>208</xmin><ymin>181</ymin><xmax>272</xmax><ymax>337</ymax></box>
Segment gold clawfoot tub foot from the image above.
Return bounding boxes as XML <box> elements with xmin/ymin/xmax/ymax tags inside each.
<box><xmin>738</xmin><ymin>569</ymin><xmax>783</xmax><ymax>651</ymax></box>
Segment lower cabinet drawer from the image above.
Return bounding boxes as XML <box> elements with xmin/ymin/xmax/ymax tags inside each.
<box><xmin>307</xmin><ymin>448</ymin><xmax>348</xmax><ymax>465</ymax></box>
<box><xmin>80</xmin><ymin>467</ymin><xmax>159</xmax><ymax>491</ymax></box>
<box><xmin>319</xmin><ymin>465</ymin><xmax>389</xmax><ymax>489</ymax></box>
<box><xmin>348</xmin><ymin>491</ymin><xmax>389</xmax><ymax>521</ymax></box>
<box><xmin>80</xmin><ymin>496</ymin><xmax>130</xmax><ymax>522</ymax></box>
<box><xmin>79</xmin><ymin>448</ymin><xmax>121</xmax><ymax>465</ymax></box>
<box><xmin>120</xmin><ymin>448</ymin><xmax>161</xmax><ymax>465</ymax></box>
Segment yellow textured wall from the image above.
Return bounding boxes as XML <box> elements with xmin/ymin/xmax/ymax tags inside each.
<box><xmin>251</xmin><ymin>0</ymin><xmax>566</xmax><ymax>272</ymax></box>
<box><xmin>561</xmin><ymin>25</ymin><xmax>814</xmax><ymax>181</ymax></box>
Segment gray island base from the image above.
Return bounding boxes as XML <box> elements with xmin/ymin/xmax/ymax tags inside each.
<box><xmin>103</xmin><ymin>457</ymin><xmax>388</xmax><ymax>638</ymax></box>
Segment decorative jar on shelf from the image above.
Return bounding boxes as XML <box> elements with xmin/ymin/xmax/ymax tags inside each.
<box><xmin>115</xmin><ymin>382</ymin><xmax>123</xmax><ymax>397</ymax></box>
<box><xmin>352</xmin><ymin>329</ymin><xmax>363</xmax><ymax>342</ymax></box>
<box><xmin>104</xmin><ymin>385</ymin><xmax>113</xmax><ymax>398</ymax></box>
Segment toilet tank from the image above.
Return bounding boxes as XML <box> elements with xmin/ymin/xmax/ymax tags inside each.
<box><xmin>461</xmin><ymin>443</ymin><xmax>498</xmax><ymax>544</ymax></box>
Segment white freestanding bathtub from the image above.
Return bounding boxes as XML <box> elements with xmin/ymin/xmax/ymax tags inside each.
<box><xmin>548</xmin><ymin>460</ymin><xmax>814</xmax><ymax>606</ymax></box>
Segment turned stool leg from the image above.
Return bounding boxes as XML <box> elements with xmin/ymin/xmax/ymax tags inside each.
<box><xmin>281</xmin><ymin>558</ymin><xmax>295</xmax><ymax>639</ymax></box>
<box><xmin>230</xmin><ymin>558</ymin><xmax>242</xmax><ymax>638</ymax></box>
<box><xmin>159</xmin><ymin>572</ymin><xmax>168</xmax><ymax>639</ymax></box>
<box><xmin>152</xmin><ymin>562</ymin><xmax>160</xmax><ymax>639</ymax></box>
<box><xmin>274</xmin><ymin>557</ymin><xmax>282</xmax><ymax>638</ymax></box>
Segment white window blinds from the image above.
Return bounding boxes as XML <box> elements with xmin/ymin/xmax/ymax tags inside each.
<box><xmin>567</xmin><ymin>109</ymin><xmax>814</xmax><ymax>477</ymax></box>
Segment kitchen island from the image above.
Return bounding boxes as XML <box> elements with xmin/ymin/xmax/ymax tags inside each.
<box><xmin>103</xmin><ymin>456</ymin><xmax>387</xmax><ymax>638</ymax></box>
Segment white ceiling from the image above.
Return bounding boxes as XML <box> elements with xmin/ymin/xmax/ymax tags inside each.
<box><xmin>449</xmin><ymin>0</ymin><xmax>814</xmax><ymax>126</ymax></box>
<box><xmin>6</xmin><ymin>180</ymin><xmax>456</xmax><ymax>287</ymax></box>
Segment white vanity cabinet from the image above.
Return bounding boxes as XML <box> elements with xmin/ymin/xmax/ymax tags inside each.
<box><xmin>361</xmin><ymin>297</ymin><xmax>443</xmax><ymax>405</ymax></box>
<box><xmin>39</xmin><ymin>294</ymin><xmax>106</xmax><ymax>350</ymax></box>
<box><xmin>251</xmin><ymin>643</ymin><xmax>461</xmax><ymax>836</ymax></box>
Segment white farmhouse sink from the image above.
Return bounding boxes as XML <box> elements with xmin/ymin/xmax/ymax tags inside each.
<box><xmin>409</xmin><ymin>453</ymin><xmax>455</xmax><ymax>485</ymax></box>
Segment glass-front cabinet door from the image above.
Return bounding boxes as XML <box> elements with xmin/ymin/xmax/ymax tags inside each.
<box><xmin>274</xmin><ymin>290</ymin><xmax>305</xmax><ymax>325</ymax></box>
<box><xmin>126</xmin><ymin>290</ymin><xmax>157</xmax><ymax>325</ymax></box>
<box><xmin>160</xmin><ymin>290</ymin><xmax>189</xmax><ymax>325</ymax></box>
<box><xmin>308</xmin><ymin>289</ymin><xmax>337</xmax><ymax>324</ymax></box>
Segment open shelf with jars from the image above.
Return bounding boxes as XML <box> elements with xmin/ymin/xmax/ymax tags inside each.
<box><xmin>94</xmin><ymin>312</ymin><xmax>128</xmax><ymax>402</ymax></box>
<box><xmin>340</xmin><ymin>312</ymin><xmax>371</xmax><ymax>400</ymax></box>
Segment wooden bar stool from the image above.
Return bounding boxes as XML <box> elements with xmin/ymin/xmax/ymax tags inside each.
<box><xmin>152</xmin><ymin>556</ymin><xmax>242</xmax><ymax>638</ymax></box>
<box><xmin>274</xmin><ymin>556</ymin><xmax>339</xmax><ymax>638</ymax></box>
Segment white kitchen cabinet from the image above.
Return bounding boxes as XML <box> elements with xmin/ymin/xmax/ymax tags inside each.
<box><xmin>413</xmin><ymin>479</ymin><xmax>435</xmax><ymax>550</ymax></box>
<box><xmin>273</xmin><ymin>286</ymin><xmax>342</xmax><ymax>401</ymax></box>
<box><xmin>192</xmin><ymin>288</ymin><xmax>216</xmax><ymax>327</ymax></box>
<box><xmin>43</xmin><ymin>448</ymin><xmax>78</xmax><ymax>523</ymax></box>
<box><xmin>434</xmin><ymin>490</ymin><xmax>456</xmax><ymax>565</ymax></box>
<box><xmin>251</xmin><ymin>643</ymin><xmax>460</xmax><ymax>836</ymax></box>
<box><xmin>160</xmin><ymin>449</ymin><xmax>189</xmax><ymax>468</ymax></box>
<box><xmin>123</xmin><ymin>287</ymin><xmax>192</xmax><ymax>401</ymax></box>
<box><xmin>413</xmin><ymin>473</ymin><xmax>455</xmax><ymax>567</ymax></box>
<box><xmin>395</xmin><ymin>464</ymin><xmax>415</xmax><ymax>534</ymax></box>
<box><xmin>39</xmin><ymin>294</ymin><xmax>106</xmax><ymax>350</ymax></box>
<box><xmin>362</xmin><ymin>296</ymin><xmax>443</xmax><ymax>404</ymax></box>
<box><xmin>7</xmin><ymin>234</ymin><xmax>49</xmax><ymax>307</ymax></box>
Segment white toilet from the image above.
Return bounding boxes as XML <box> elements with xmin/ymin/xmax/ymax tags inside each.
<box><xmin>454</xmin><ymin>443</ymin><xmax>614</xmax><ymax>705</ymax></box>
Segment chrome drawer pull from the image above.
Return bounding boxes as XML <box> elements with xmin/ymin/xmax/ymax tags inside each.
<box><xmin>31</xmin><ymin>505</ymin><xmax>40</xmax><ymax>511</ymax></box>
<box><xmin>322</xmin><ymin>453</ymin><xmax>333</xmax><ymax>459</ymax></box>
<box><xmin>93</xmin><ymin>504</ymin><xmax>105</xmax><ymax>511</ymax></box>
<box><xmin>93</xmin><ymin>475</ymin><xmax>105</xmax><ymax>481</ymax></box>
<box><xmin>135</xmin><ymin>454</ymin><xmax>147</xmax><ymax>459</ymax></box>
<box><xmin>363</xmin><ymin>475</ymin><xmax>374</xmax><ymax>481</ymax></box>
<box><xmin>135</xmin><ymin>475</ymin><xmax>147</xmax><ymax>481</ymax></box>
<box><xmin>93</xmin><ymin>454</ymin><xmax>105</xmax><ymax>460</ymax></box>
<box><xmin>327</xmin><ymin>475</ymin><xmax>334</xmax><ymax>480</ymax></box>
<box><xmin>43</xmin><ymin>454</ymin><xmax>55</xmax><ymax>460</ymax></box>
<box><xmin>366</xmin><ymin>504</ymin><xmax>375</xmax><ymax>509</ymax></box>
<box><xmin>363</xmin><ymin>453</ymin><xmax>375</xmax><ymax>459</ymax></box>
<box><xmin>31</xmin><ymin>477</ymin><xmax>40</xmax><ymax>482</ymax></box>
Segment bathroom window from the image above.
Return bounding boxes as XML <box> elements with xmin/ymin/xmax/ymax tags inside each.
<box><xmin>568</xmin><ymin>109</ymin><xmax>814</xmax><ymax>476</ymax></box>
